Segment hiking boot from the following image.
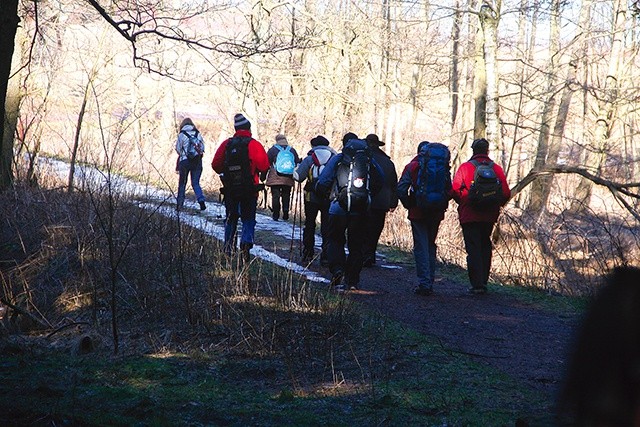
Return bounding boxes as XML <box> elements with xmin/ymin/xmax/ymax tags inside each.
<box><xmin>283</xmin><ymin>212</ymin><xmax>289</xmax><ymax>221</ymax></box>
<box><xmin>240</xmin><ymin>243</ymin><xmax>252</xmax><ymax>263</ymax></box>
<box><xmin>362</xmin><ymin>257</ymin><xmax>375</xmax><ymax>268</ymax></box>
<box><xmin>199</xmin><ymin>200</ymin><xmax>207</xmax><ymax>210</ymax></box>
<box><xmin>272</xmin><ymin>214</ymin><xmax>279</xmax><ymax>221</ymax></box>
<box><xmin>468</xmin><ymin>286</ymin><xmax>487</xmax><ymax>295</ymax></box>
<box><xmin>414</xmin><ymin>286</ymin><xmax>433</xmax><ymax>296</ymax></box>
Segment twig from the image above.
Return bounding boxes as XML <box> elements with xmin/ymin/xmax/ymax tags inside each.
<box><xmin>46</xmin><ymin>321</ymin><xmax>91</xmax><ymax>339</ymax></box>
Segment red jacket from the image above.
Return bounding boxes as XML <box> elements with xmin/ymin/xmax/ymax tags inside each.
<box><xmin>211</xmin><ymin>129</ymin><xmax>270</xmax><ymax>187</ymax></box>
<box><xmin>451</xmin><ymin>154</ymin><xmax>511</xmax><ymax>224</ymax></box>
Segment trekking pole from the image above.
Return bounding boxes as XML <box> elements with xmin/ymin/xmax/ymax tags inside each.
<box><xmin>289</xmin><ymin>182</ymin><xmax>299</xmax><ymax>256</ymax></box>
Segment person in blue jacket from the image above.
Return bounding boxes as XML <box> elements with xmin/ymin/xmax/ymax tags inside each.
<box><xmin>314</xmin><ymin>132</ymin><xmax>385</xmax><ymax>292</ymax></box>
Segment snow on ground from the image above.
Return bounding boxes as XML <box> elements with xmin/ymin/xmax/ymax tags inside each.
<box><xmin>46</xmin><ymin>158</ymin><xmax>328</xmax><ymax>283</ymax></box>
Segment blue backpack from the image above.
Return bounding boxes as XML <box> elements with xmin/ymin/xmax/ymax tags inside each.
<box><xmin>414</xmin><ymin>142</ymin><xmax>451</xmax><ymax>210</ymax></box>
<box><xmin>274</xmin><ymin>145</ymin><xmax>295</xmax><ymax>176</ymax></box>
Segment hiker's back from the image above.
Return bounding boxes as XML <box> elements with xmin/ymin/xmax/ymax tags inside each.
<box><xmin>414</xmin><ymin>142</ymin><xmax>451</xmax><ymax>211</ymax></box>
<box><xmin>223</xmin><ymin>136</ymin><xmax>254</xmax><ymax>196</ymax></box>
<box><xmin>335</xmin><ymin>139</ymin><xmax>372</xmax><ymax>214</ymax></box>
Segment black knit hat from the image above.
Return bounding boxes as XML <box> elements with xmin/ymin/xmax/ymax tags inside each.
<box><xmin>311</xmin><ymin>135</ymin><xmax>330</xmax><ymax>146</ymax></box>
<box><xmin>234</xmin><ymin>113</ymin><xmax>251</xmax><ymax>130</ymax></box>
<box><xmin>471</xmin><ymin>138</ymin><xmax>489</xmax><ymax>154</ymax></box>
<box><xmin>366</xmin><ymin>134</ymin><xmax>385</xmax><ymax>147</ymax></box>
<box><xmin>342</xmin><ymin>132</ymin><xmax>358</xmax><ymax>146</ymax></box>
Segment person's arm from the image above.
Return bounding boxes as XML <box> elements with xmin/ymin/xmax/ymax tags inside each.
<box><xmin>388</xmin><ymin>162</ymin><xmax>399</xmax><ymax>209</ymax></box>
<box><xmin>495</xmin><ymin>163</ymin><xmax>511</xmax><ymax>204</ymax></box>
<box><xmin>211</xmin><ymin>140</ymin><xmax>228</xmax><ymax>174</ymax></box>
<box><xmin>293</xmin><ymin>156</ymin><xmax>312</xmax><ymax>182</ymax></box>
<box><xmin>397</xmin><ymin>163</ymin><xmax>415</xmax><ymax>209</ymax></box>
<box><xmin>250</xmin><ymin>140</ymin><xmax>270</xmax><ymax>174</ymax></box>
<box><xmin>315</xmin><ymin>154</ymin><xmax>340</xmax><ymax>197</ymax></box>
<box><xmin>451</xmin><ymin>162</ymin><xmax>469</xmax><ymax>204</ymax></box>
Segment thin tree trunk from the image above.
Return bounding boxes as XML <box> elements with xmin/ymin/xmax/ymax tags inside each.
<box><xmin>0</xmin><ymin>0</ymin><xmax>19</xmax><ymax>190</ymax></box>
<box><xmin>479</xmin><ymin>1</ymin><xmax>501</xmax><ymax>155</ymax></box>
<box><xmin>527</xmin><ymin>0</ymin><xmax>561</xmax><ymax>216</ymax></box>
<box><xmin>571</xmin><ymin>0</ymin><xmax>626</xmax><ymax>212</ymax></box>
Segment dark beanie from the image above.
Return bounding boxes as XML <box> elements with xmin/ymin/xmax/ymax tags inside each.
<box><xmin>471</xmin><ymin>138</ymin><xmax>489</xmax><ymax>154</ymax></box>
<box><xmin>342</xmin><ymin>132</ymin><xmax>358</xmax><ymax>146</ymax></box>
<box><xmin>417</xmin><ymin>141</ymin><xmax>430</xmax><ymax>154</ymax></box>
<box><xmin>234</xmin><ymin>113</ymin><xmax>251</xmax><ymax>130</ymax></box>
<box><xmin>311</xmin><ymin>135</ymin><xmax>330</xmax><ymax>146</ymax></box>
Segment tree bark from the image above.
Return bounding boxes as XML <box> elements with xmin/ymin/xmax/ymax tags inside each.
<box><xmin>0</xmin><ymin>0</ymin><xmax>20</xmax><ymax>190</ymax></box>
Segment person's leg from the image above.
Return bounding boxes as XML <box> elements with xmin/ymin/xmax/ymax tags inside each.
<box><xmin>189</xmin><ymin>158</ymin><xmax>206</xmax><ymax>209</ymax></box>
<box><xmin>271</xmin><ymin>186</ymin><xmax>282</xmax><ymax>220</ymax></box>
<box><xmin>362</xmin><ymin>209</ymin><xmax>386</xmax><ymax>266</ymax></box>
<box><xmin>302</xmin><ymin>201</ymin><xmax>319</xmax><ymax>260</ymax></box>
<box><xmin>281</xmin><ymin>185</ymin><xmax>292</xmax><ymax>220</ymax></box>
<box><xmin>344</xmin><ymin>214</ymin><xmax>367</xmax><ymax>288</ymax></box>
<box><xmin>176</xmin><ymin>159</ymin><xmax>189</xmax><ymax>209</ymax></box>
<box><xmin>479</xmin><ymin>222</ymin><xmax>495</xmax><ymax>288</ymax></box>
<box><xmin>462</xmin><ymin>222</ymin><xmax>485</xmax><ymax>291</ymax></box>
<box><xmin>326</xmin><ymin>214</ymin><xmax>347</xmax><ymax>284</ymax></box>
<box><xmin>411</xmin><ymin>220</ymin><xmax>431</xmax><ymax>292</ymax></box>
<box><xmin>239</xmin><ymin>196</ymin><xmax>258</xmax><ymax>248</ymax></box>
<box><xmin>224</xmin><ymin>197</ymin><xmax>240</xmax><ymax>255</ymax></box>
<box><xmin>319</xmin><ymin>202</ymin><xmax>331</xmax><ymax>266</ymax></box>
<box><xmin>427</xmin><ymin>218</ymin><xmax>443</xmax><ymax>284</ymax></box>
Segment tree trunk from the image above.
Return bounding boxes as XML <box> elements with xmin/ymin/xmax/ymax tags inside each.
<box><xmin>527</xmin><ymin>0</ymin><xmax>561</xmax><ymax>216</ymax></box>
<box><xmin>479</xmin><ymin>1</ymin><xmax>501</xmax><ymax>157</ymax></box>
<box><xmin>571</xmin><ymin>0</ymin><xmax>626</xmax><ymax>213</ymax></box>
<box><xmin>0</xmin><ymin>0</ymin><xmax>19</xmax><ymax>190</ymax></box>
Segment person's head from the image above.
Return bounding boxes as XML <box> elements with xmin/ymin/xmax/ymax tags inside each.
<box><xmin>342</xmin><ymin>132</ymin><xmax>358</xmax><ymax>146</ymax></box>
<box><xmin>233</xmin><ymin>113</ymin><xmax>251</xmax><ymax>131</ymax></box>
<box><xmin>179</xmin><ymin>117</ymin><xmax>194</xmax><ymax>130</ymax></box>
<box><xmin>417</xmin><ymin>141</ymin><xmax>430</xmax><ymax>154</ymax></box>
<box><xmin>365</xmin><ymin>134</ymin><xmax>384</xmax><ymax>148</ymax></box>
<box><xmin>275</xmin><ymin>134</ymin><xmax>288</xmax><ymax>146</ymax></box>
<box><xmin>311</xmin><ymin>135</ymin><xmax>330</xmax><ymax>147</ymax></box>
<box><xmin>557</xmin><ymin>266</ymin><xmax>640</xmax><ymax>426</ymax></box>
<box><xmin>471</xmin><ymin>138</ymin><xmax>489</xmax><ymax>155</ymax></box>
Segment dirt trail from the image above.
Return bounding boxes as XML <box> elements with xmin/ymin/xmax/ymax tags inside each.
<box><xmin>304</xmin><ymin>257</ymin><xmax>581</xmax><ymax>400</ymax></box>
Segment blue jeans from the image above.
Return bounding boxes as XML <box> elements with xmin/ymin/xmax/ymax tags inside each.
<box><xmin>224</xmin><ymin>195</ymin><xmax>258</xmax><ymax>253</ymax></box>
<box><xmin>411</xmin><ymin>218</ymin><xmax>442</xmax><ymax>288</ymax></box>
<box><xmin>177</xmin><ymin>157</ymin><xmax>204</xmax><ymax>207</ymax></box>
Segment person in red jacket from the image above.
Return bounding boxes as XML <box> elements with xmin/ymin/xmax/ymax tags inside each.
<box><xmin>451</xmin><ymin>138</ymin><xmax>511</xmax><ymax>294</ymax></box>
<box><xmin>211</xmin><ymin>114</ymin><xmax>270</xmax><ymax>261</ymax></box>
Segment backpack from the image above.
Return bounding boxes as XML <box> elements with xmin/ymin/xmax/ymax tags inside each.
<box><xmin>414</xmin><ymin>143</ymin><xmax>452</xmax><ymax>210</ymax></box>
<box><xmin>181</xmin><ymin>130</ymin><xmax>203</xmax><ymax>159</ymax></box>
<box><xmin>309</xmin><ymin>148</ymin><xmax>332</xmax><ymax>182</ymax></box>
<box><xmin>274</xmin><ymin>145</ymin><xmax>295</xmax><ymax>176</ymax></box>
<box><xmin>467</xmin><ymin>159</ymin><xmax>505</xmax><ymax>209</ymax></box>
<box><xmin>222</xmin><ymin>136</ymin><xmax>255</xmax><ymax>196</ymax></box>
<box><xmin>335</xmin><ymin>139</ymin><xmax>371</xmax><ymax>213</ymax></box>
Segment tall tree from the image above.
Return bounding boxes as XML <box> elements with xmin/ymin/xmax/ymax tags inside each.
<box><xmin>0</xmin><ymin>0</ymin><xmax>19</xmax><ymax>190</ymax></box>
<box><xmin>571</xmin><ymin>0</ymin><xmax>627</xmax><ymax>212</ymax></box>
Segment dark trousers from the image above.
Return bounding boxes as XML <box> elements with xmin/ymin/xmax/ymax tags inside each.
<box><xmin>461</xmin><ymin>222</ymin><xmax>495</xmax><ymax>289</ymax></box>
<box><xmin>270</xmin><ymin>185</ymin><xmax>292</xmax><ymax>219</ymax></box>
<box><xmin>303</xmin><ymin>200</ymin><xmax>330</xmax><ymax>261</ymax></box>
<box><xmin>362</xmin><ymin>208</ymin><xmax>387</xmax><ymax>264</ymax></box>
<box><xmin>327</xmin><ymin>213</ymin><xmax>367</xmax><ymax>287</ymax></box>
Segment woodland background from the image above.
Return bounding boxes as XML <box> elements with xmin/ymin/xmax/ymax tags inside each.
<box><xmin>2</xmin><ymin>0</ymin><xmax>640</xmax><ymax>294</ymax></box>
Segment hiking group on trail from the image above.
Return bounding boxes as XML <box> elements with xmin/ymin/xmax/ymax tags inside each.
<box><xmin>176</xmin><ymin>113</ymin><xmax>511</xmax><ymax>294</ymax></box>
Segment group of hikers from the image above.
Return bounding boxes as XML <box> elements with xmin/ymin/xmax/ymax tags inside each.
<box><xmin>175</xmin><ymin>113</ymin><xmax>511</xmax><ymax>295</ymax></box>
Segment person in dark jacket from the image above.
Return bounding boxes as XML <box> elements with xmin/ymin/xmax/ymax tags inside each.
<box><xmin>293</xmin><ymin>135</ymin><xmax>337</xmax><ymax>265</ymax></box>
<box><xmin>264</xmin><ymin>134</ymin><xmax>300</xmax><ymax>221</ymax></box>
<box><xmin>314</xmin><ymin>132</ymin><xmax>385</xmax><ymax>292</ymax></box>
<box><xmin>362</xmin><ymin>134</ymin><xmax>398</xmax><ymax>267</ymax></box>
<box><xmin>451</xmin><ymin>138</ymin><xmax>511</xmax><ymax>294</ymax></box>
<box><xmin>211</xmin><ymin>114</ymin><xmax>270</xmax><ymax>261</ymax></box>
<box><xmin>397</xmin><ymin>141</ymin><xmax>450</xmax><ymax>295</ymax></box>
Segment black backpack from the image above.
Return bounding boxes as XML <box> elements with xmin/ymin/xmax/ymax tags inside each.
<box><xmin>467</xmin><ymin>159</ymin><xmax>505</xmax><ymax>209</ymax></box>
<box><xmin>223</xmin><ymin>136</ymin><xmax>254</xmax><ymax>196</ymax></box>
<box><xmin>335</xmin><ymin>139</ymin><xmax>371</xmax><ymax>213</ymax></box>
<box><xmin>414</xmin><ymin>143</ymin><xmax>452</xmax><ymax>210</ymax></box>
